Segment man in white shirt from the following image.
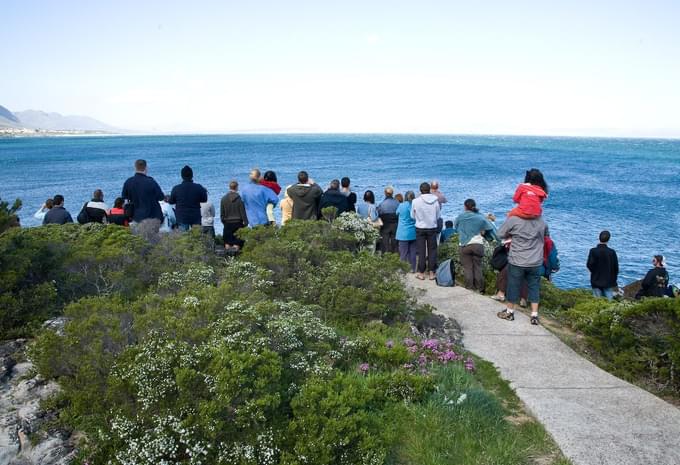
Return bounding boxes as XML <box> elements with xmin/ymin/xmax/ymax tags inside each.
<box><xmin>411</xmin><ymin>182</ymin><xmax>442</xmax><ymax>280</ymax></box>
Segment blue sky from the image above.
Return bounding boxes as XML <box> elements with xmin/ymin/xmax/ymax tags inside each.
<box><xmin>2</xmin><ymin>0</ymin><xmax>679</xmax><ymax>136</ymax></box>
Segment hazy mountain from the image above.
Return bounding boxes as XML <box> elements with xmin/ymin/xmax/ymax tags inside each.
<box><xmin>0</xmin><ymin>105</ymin><xmax>21</xmax><ymax>128</ymax></box>
<box><xmin>14</xmin><ymin>110</ymin><xmax>119</xmax><ymax>132</ymax></box>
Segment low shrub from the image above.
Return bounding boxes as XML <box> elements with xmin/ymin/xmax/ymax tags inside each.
<box><xmin>0</xmin><ymin>197</ymin><xmax>21</xmax><ymax>234</ymax></box>
<box><xmin>565</xmin><ymin>297</ymin><xmax>680</xmax><ymax>393</ymax></box>
<box><xmin>0</xmin><ymin>223</ymin><xmax>215</xmax><ymax>339</ymax></box>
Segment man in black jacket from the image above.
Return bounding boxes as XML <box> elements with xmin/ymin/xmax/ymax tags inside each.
<box><xmin>220</xmin><ymin>180</ymin><xmax>248</xmax><ymax>250</ymax></box>
<box><xmin>43</xmin><ymin>195</ymin><xmax>73</xmax><ymax>225</ymax></box>
<box><xmin>169</xmin><ymin>165</ymin><xmax>208</xmax><ymax>231</ymax></box>
<box><xmin>319</xmin><ymin>179</ymin><xmax>350</xmax><ymax>218</ymax></box>
<box><xmin>287</xmin><ymin>171</ymin><xmax>323</xmax><ymax>220</ymax></box>
<box><xmin>121</xmin><ymin>159</ymin><xmax>165</xmax><ymax>224</ymax></box>
<box><xmin>587</xmin><ymin>230</ymin><xmax>619</xmax><ymax>299</ymax></box>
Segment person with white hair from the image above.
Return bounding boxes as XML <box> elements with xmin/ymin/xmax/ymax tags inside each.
<box><xmin>377</xmin><ymin>186</ymin><xmax>400</xmax><ymax>253</ymax></box>
<box><xmin>430</xmin><ymin>180</ymin><xmax>448</xmax><ymax>205</ymax></box>
<box><xmin>431</xmin><ymin>180</ymin><xmax>447</xmax><ymax>242</ymax></box>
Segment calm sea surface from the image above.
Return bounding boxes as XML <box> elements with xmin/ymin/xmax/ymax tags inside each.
<box><xmin>1</xmin><ymin>134</ymin><xmax>678</xmax><ymax>288</ymax></box>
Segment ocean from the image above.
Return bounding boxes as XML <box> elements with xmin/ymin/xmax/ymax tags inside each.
<box><xmin>1</xmin><ymin>134</ymin><xmax>678</xmax><ymax>289</ymax></box>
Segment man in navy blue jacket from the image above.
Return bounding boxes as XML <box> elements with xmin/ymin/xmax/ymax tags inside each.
<box><xmin>121</xmin><ymin>159</ymin><xmax>165</xmax><ymax>224</ymax></box>
<box><xmin>169</xmin><ymin>165</ymin><xmax>208</xmax><ymax>230</ymax></box>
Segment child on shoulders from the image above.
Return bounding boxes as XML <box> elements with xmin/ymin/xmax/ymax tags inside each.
<box><xmin>507</xmin><ymin>168</ymin><xmax>548</xmax><ymax>219</ymax></box>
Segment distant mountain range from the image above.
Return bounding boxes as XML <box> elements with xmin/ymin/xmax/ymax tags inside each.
<box><xmin>0</xmin><ymin>104</ymin><xmax>120</xmax><ymax>132</ymax></box>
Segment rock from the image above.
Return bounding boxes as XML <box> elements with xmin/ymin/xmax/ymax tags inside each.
<box><xmin>411</xmin><ymin>313</ymin><xmax>464</xmax><ymax>346</ymax></box>
<box><xmin>41</xmin><ymin>319</ymin><xmax>68</xmax><ymax>337</ymax></box>
<box><xmin>1</xmin><ymin>340</ymin><xmax>27</xmax><ymax>381</ymax></box>
<box><xmin>0</xmin><ymin>338</ymin><xmax>75</xmax><ymax>465</ymax></box>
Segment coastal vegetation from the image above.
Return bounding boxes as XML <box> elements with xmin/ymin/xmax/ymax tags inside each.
<box><xmin>1</xmin><ymin>212</ymin><xmax>569</xmax><ymax>465</ymax></box>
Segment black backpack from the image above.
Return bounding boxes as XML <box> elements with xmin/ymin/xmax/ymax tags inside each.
<box><xmin>490</xmin><ymin>244</ymin><xmax>508</xmax><ymax>271</ymax></box>
<box><xmin>76</xmin><ymin>202</ymin><xmax>90</xmax><ymax>224</ymax></box>
<box><xmin>123</xmin><ymin>201</ymin><xmax>135</xmax><ymax>219</ymax></box>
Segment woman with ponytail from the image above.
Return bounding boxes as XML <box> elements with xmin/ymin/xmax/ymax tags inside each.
<box><xmin>637</xmin><ymin>255</ymin><xmax>670</xmax><ymax>299</ymax></box>
<box><xmin>454</xmin><ymin>198</ymin><xmax>497</xmax><ymax>292</ymax></box>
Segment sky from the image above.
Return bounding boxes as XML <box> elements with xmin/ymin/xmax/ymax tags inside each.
<box><xmin>2</xmin><ymin>0</ymin><xmax>680</xmax><ymax>136</ymax></box>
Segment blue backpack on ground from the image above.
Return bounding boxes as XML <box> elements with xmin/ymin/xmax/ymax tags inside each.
<box><xmin>435</xmin><ymin>259</ymin><xmax>455</xmax><ymax>287</ymax></box>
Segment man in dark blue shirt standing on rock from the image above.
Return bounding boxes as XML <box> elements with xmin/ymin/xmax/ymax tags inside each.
<box><xmin>169</xmin><ymin>165</ymin><xmax>208</xmax><ymax>231</ymax></box>
<box><xmin>121</xmin><ymin>159</ymin><xmax>165</xmax><ymax>226</ymax></box>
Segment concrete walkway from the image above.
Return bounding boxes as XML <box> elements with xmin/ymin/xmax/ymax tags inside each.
<box><xmin>407</xmin><ymin>276</ymin><xmax>680</xmax><ymax>465</ymax></box>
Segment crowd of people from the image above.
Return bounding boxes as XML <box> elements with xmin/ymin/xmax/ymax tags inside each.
<box><xmin>33</xmin><ymin>160</ymin><xmax>674</xmax><ymax>323</ymax></box>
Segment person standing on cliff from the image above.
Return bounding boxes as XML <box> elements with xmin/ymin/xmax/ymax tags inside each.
<box><xmin>496</xmin><ymin>215</ymin><xmax>547</xmax><ymax>325</ymax></box>
<box><xmin>221</xmin><ymin>180</ymin><xmax>248</xmax><ymax>251</ymax></box>
<box><xmin>287</xmin><ymin>171</ymin><xmax>323</xmax><ymax>220</ymax></box>
<box><xmin>431</xmin><ymin>180</ymin><xmax>447</xmax><ymax>242</ymax></box>
<box><xmin>121</xmin><ymin>159</ymin><xmax>165</xmax><ymax>226</ymax></box>
<box><xmin>241</xmin><ymin>168</ymin><xmax>279</xmax><ymax>227</ymax></box>
<box><xmin>169</xmin><ymin>165</ymin><xmax>208</xmax><ymax>231</ymax></box>
<box><xmin>587</xmin><ymin>230</ymin><xmax>619</xmax><ymax>299</ymax></box>
<box><xmin>411</xmin><ymin>182</ymin><xmax>441</xmax><ymax>280</ymax></box>
<box><xmin>340</xmin><ymin>177</ymin><xmax>357</xmax><ymax>212</ymax></box>
<box><xmin>377</xmin><ymin>186</ymin><xmax>400</xmax><ymax>253</ymax></box>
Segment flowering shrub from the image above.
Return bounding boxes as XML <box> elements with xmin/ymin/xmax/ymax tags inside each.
<box><xmin>218</xmin><ymin>259</ymin><xmax>274</xmax><ymax>294</ymax></box>
<box><xmin>157</xmin><ymin>263</ymin><xmax>216</xmax><ymax>292</ymax></box>
<box><xmin>24</xmin><ymin>211</ymin><xmax>515</xmax><ymax>465</ymax></box>
<box><xmin>333</xmin><ymin>212</ymin><xmax>380</xmax><ymax>249</ymax></box>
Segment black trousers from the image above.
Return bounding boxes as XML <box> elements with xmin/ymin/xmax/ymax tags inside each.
<box><xmin>223</xmin><ymin>221</ymin><xmax>245</xmax><ymax>247</ymax></box>
<box><xmin>380</xmin><ymin>221</ymin><xmax>399</xmax><ymax>254</ymax></box>
<box><xmin>416</xmin><ymin>228</ymin><xmax>438</xmax><ymax>273</ymax></box>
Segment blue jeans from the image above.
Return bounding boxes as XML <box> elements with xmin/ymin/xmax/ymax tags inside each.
<box><xmin>592</xmin><ymin>287</ymin><xmax>614</xmax><ymax>300</ymax></box>
<box><xmin>506</xmin><ymin>263</ymin><xmax>541</xmax><ymax>304</ymax></box>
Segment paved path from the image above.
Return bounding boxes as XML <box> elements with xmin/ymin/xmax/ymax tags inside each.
<box><xmin>407</xmin><ymin>276</ymin><xmax>680</xmax><ymax>465</ymax></box>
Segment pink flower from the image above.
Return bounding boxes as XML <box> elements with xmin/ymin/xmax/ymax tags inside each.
<box><xmin>386</xmin><ymin>340</ymin><xmax>394</xmax><ymax>349</ymax></box>
<box><xmin>422</xmin><ymin>339</ymin><xmax>439</xmax><ymax>350</ymax></box>
<box><xmin>403</xmin><ymin>338</ymin><xmax>416</xmax><ymax>347</ymax></box>
<box><xmin>358</xmin><ymin>363</ymin><xmax>370</xmax><ymax>374</ymax></box>
<box><xmin>464</xmin><ymin>357</ymin><xmax>475</xmax><ymax>372</ymax></box>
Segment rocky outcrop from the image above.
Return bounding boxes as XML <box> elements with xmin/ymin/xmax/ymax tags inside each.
<box><xmin>0</xmin><ymin>320</ymin><xmax>76</xmax><ymax>465</ymax></box>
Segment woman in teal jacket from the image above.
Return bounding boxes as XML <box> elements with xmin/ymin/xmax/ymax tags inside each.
<box><xmin>396</xmin><ymin>191</ymin><xmax>417</xmax><ymax>272</ymax></box>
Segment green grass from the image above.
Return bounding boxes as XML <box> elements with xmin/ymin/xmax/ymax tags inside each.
<box><xmin>388</xmin><ymin>362</ymin><xmax>572</xmax><ymax>465</ymax></box>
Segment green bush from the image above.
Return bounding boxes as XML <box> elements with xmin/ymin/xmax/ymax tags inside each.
<box><xmin>564</xmin><ymin>297</ymin><xmax>680</xmax><ymax>393</ymax></box>
<box><xmin>0</xmin><ymin>223</ymin><xmax>218</xmax><ymax>339</ymax></box>
<box><xmin>540</xmin><ymin>280</ymin><xmax>595</xmax><ymax>316</ymax></box>
<box><xmin>240</xmin><ymin>221</ymin><xmax>411</xmax><ymax>325</ymax></box>
<box><xmin>283</xmin><ymin>373</ymin><xmax>398</xmax><ymax>465</ymax></box>
<box><xmin>0</xmin><ymin>197</ymin><xmax>21</xmax><ymax>234</ymax></box>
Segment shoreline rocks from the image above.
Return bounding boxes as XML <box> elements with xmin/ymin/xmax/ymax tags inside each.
<box><xmin>0</xmin><ymin>326</ymin><xmax>76</xmax><ymax>465</ymax></box>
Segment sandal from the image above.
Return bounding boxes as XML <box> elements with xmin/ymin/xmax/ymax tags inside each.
<box><xmin>496</xmin><ymin>310</ymin><xmax>515</xmax><ymax>321</ymax></box>
<box><xmin>415</xmin><ymin>274</ymin><xmax>425</xmax><ymax>280</ymax></box>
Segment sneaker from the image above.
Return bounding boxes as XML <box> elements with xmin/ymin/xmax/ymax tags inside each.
<box><xmin>496</xmin><ymin>310</ymin><xmax>515</xmax><ymax>321</ymax></box>
<box><xmin>530</xmin><ymin>315</ymin><xmax>539</xmax><ymax>325</ymax></box>
<box><xmin>491</xmin><ymin>294</ymin><xmax>506</xmax><ymax>302</ymax></box>
<box><xmin>519</xmin><ymin>299</ymin><xmax>527</xmax><ymax>308</ymax></box>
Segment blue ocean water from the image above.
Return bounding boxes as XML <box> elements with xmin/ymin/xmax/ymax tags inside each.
<box><xmin>1</xmin><ymin>134</ymin><xmax>678</xmax><ymax>289</ymax></box>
